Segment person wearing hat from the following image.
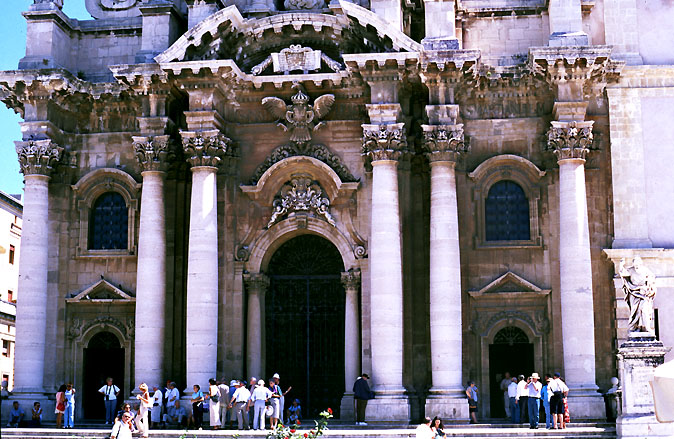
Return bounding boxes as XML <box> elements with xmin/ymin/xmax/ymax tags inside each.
<box><xmin>548</xmin><ymin>372</ymin><xmax>569</xmax><ymax>429</ymax></box>
<box><xmin>228</xmin><ymin>381</ymin><xmax>251</xmax><ymax>430</ymax></box>
<box><xmin>250</xmin><ymin>379</ymin><xmax>272</xmax><ymax>430</ymax></box>
<box><xmin>353</xmin><ymin>373</ymin><xmax>374</xmax><ymax>426</ymax></box>
<box><xmin>525</xmin><ymin>373</ymin><xmax>543</xmax><ymax>429</ymax></box>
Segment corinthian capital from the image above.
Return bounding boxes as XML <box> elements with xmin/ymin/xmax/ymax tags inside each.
<box><xmin>545</xmin><ymin>121</ymin><xmax>594</xmax><ymax>161</ymax></box>
<box><xmin>243</xmin><ymin>273</ymin><xmax>270</xmax><ymax>293</ymax></box>
<box><xmin>132</xmin><ymin>135</ymin><xmax>173</xmax><ymax>172</ymax></box>
<box><xmin>341</xmin><ymin>269</ymin><xmax>361</xmax><ymax>291</ymax></box>
<box><xmin>422</xmin><ymin>124</ymin><xmax>468</xmax><ymax>162</ymax></box>
<box><xmin>181</xmin><ymin>129</ymin><xmax>236</xmax><ymax>168</ymax></box>
<box><xmin>15</xmin><ymin>139</ymin><xmax>64</xmax><ymax>176</ymax></box>
<box><xmin>361</xmin><ymin>123</ymin><xmax>408</xmax><ymax>162</ymax></box>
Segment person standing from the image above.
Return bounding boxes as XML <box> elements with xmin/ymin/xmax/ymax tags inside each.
<box><xmin>55</xmin><ymin>384</ymin><xmax>66</xmax><ymax>429</ymax></box>
<box><xmin>507</xmin><ymin>377</ymin><xmax>519</xmax><ymax>424</ymax></box>
<box><xmin>64</xmin><ymin>383</ymin><xmax>76</xmax><ymax>429</ymax></box>
<box><xmin>500</xmin><ymin>372</ymin><xmax>511</xmax><ymax>418</ymax></box>
<box><xmin>111</xmin><ymin>412</ymin><xmax>134</xmax><ymax>439</ymax></box>
<box><xmin>415</xmin><ymin>416</ymin><xmax>434</xmax><ymax>439</ymax></box>
<box><xmin>151</xmin><ymin>385</ymin><xmax>163</xmax><ymax>429</ymax></box>
<box><xmin>465</xmin><ymin>381</ymin><xmax>478</xmax><ymax>424</ymax></box>
<box><xmin>525</xmin><ymin>373</ymin><xmax>542</xmax><ymax>429</ymax></box>
<box><xmin>353</xmin><ymin>373</ymin><xmax>374</xmax><ymax>426</ymax></box>
<box><xmin>217</xmin><ymin>378</ymin><xmax>231</xmax><ymax>428</ymax></box>
<box><xmin>516</xmin><ymin>375</ymin><xmax>528</xmax><ymax>424</ymax></box>
<box><xmin>164</xmin><ymin>382</ymin><xmax>179</xmax><ymax>421</ymax></box>
<box><xmin>250</xmin><ymin>379</ymin><xmax>272</xmax><ymax>430</ymax></box>
<box><xmin>541</xmin><ymin>374</ymin><xmax>552</xmax><ymax>429</ymax></box>
<box><xmin>190</xmin><ymin>384</ymin><xmax>205</xmax><ymax>429</ymax></box>
<box><xmin>548</xmin><ymin>372</ymin><xmax>569</xmax><ymax>429</ymax></box>
<box><xmin>269</xmin><ymin>375</ymin><xmax>282</xmax><ymax>429</ymax></box>
<box><xmin>228</xmin><ymin>380</ymin><xmax>251</xmax><ymax>430</ymax></box>
<box><xmin>136</xmin><ymin>383</ymin><xmax>152</xmax><ymax>438</ymax></box>
<box><xmin>99</xmin><ymin>377</ymin><xmax>121</xmax><ymax>425</ymax></box>
<box><xmin>206</xmin><ymin>378</ymin><xmax>221</xmax><ymax>430</ymax></box>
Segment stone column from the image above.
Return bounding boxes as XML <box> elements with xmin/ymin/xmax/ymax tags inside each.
<box><xmin>182</xmin><ymin>130</ymin><xmax>234</xmax><ymax>386</ymax></box>
<box><xmin>132</xmin><ymin>135</ymin><xmax>171</xmax><ymax>388</ymax></box>
<box><xmin>546</xmin><ymin>120</ymin><xmax>605</xmax><ymax>417</ymax></box>
<box><xmin>12</xmin><ymin>139</ymin><xmax>63</xmax><ymax>394</ymax></box>
<box><xmin>340</xmin><ymin>269</ymin><xmax>361</xmax><ymax>420</ymax></box>
<box><xmin>361</xmin><ymin>103</ymin><xmax>410</xmax><ymax>421</ymax></box>
<box><xmin>547</xmin><ymin>0</ymin><xmax>588</xmax><ymax>45</ymax></box>
<box><xmin>244</xmin><ymin>273</ymin><xmax>269</xmax><ymax>380</ymax></box>
<box><xmin>421</xmin><ymin>112</ymin><xmax>469</xmax><ymax>420</ymax></box>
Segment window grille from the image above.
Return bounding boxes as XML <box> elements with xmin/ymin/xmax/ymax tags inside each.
<box><xmin>89</xmin><ymin>192</ymin><xmax>128</xmax><ymax>250</ymax></box>
<box><xmin>485</xmin><ymin>180</ymin><xmax>530</xmax><ymax>241</ymax></box>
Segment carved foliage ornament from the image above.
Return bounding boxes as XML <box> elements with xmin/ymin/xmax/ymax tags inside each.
<box><xmin>15</xmin><ymin>139</ymin><xmax>64</xmax><ymax>176</ymax></box>
<box><xmin>132</xmin><ymin>135</ymin><xmax>173</xmax><ymax>172</ymax></box>
<box><xmin>67</xmin><ymin>315</ymin><xmax>134</xmax><ymax>341</ymax></box>
<box><xmin>284</xmin><ymin>0</ymin><xmax>325</xmax><ymax>10</ymax></box>
<box><xmin>181</xmin><ymin>130</ymin><xmax>236</xmax><ymax>168</ymax></box>
<box><xmin>546</xmin><ymin>121</ymin><xmax>594</xmax><ymax>161</ymax></box>
<box><xmin>268</xmin><ymin>174</ymin><xmax>336</xmax><ymax>228</ymax></box>
<box><xmin>362</xmin><ymin>123</ymin><xmax>408</xmax><ymax>162</ymax></box>
<box><xmin>341</xmin><ymin>269</ymin><xmax>361</xmax><ymax>290</ymax></box>
<box><xmin>262</xmin><ymin>83</ymin><xmax>335</xmax><ymax>144</ymax></box>
<box><xmin>422</xmin><ymin>125</ymin><xmax>469</xmax><ymax>162</ymax></box>
<box><xmin>470</xmin><ymin>309</ymin><xmax>549</xmax><ymax>337</ymax></box>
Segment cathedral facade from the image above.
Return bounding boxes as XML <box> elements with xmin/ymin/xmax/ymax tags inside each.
<box><xmin>2</xmin><ymin>0</ymin><xmax>674</xmax><ymax>423</ymax></box>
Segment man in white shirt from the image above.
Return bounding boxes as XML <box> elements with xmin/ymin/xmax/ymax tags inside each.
<box><xmin>163</xmin><ymin>400</ymin><xmax>187</xmax><ymax>427</ymax></box>
<box><xmin>217</xmin><ymin>378</ymin><xmax>231</xmax><ymax>428</ymax></box>
<box><xmin>99</xmin><ymin>377</ymin><xmax>121</xmax><ymax>425</ymax></box>
<box><xmin>507</xmin><ymin>377</ymin><xmax>519</xmax><ymax>423</ymax></box>
<box><xmin>229</xmin><ymin>380</ymin><xmax>251</xmax><ymax>430</ymax></box>
<box><xmin>415</xmin><ymin>417</ymin><xmax>434</xmax><ymax>439</ymax></box>
<box><xmin>547</xmin><ymin>372</ymin><xmax>569</xmax><ymax>429</ymax></box>
<box><xmin>515</xmin><ymin>375</ymin><xmax>528</xmax><ymax>424</ymax></box>
<box><xmin>525</xmin><ymin>373</ymin><xmax>543</xmax><ymax>429</ymax></box>
<box><xmin>151</xmin><ymin>386</ymin><xmax>163</xmax><ymax>429</ymax></box>
<box><xmin>250</xmin><ymin>380</ymin><xmax>272</xmax><ymax>430</ymax></box>
<box><xmin>164</xmin><ymin>382</ymin><xmax>179</xmax><ymax>420</ymax></box>
<box><xmin>110</xmin><ymin>412</ymin><xmax>133</xmax><ymax>439</ymax></box>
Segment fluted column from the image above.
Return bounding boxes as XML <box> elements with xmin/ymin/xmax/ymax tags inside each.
<box><xmin>132</xmin><ymin>135</ymin><xmax>171</xmax><ymax>388</ymax></box>
<box><xmin>244</xmin><ymin>273</ymin><xmax>269</xmax><ymax>380</ymax></box>
<box><xmin>13</xmin><ymin>139</ymin><xmax>63</xmax><ymax>393</ymax></box>
<box><xmin>182</xmin><ymin>129</ymin><xmax>234</xmax><ymax>387</ymax></box>
<box><xmin>361</xmin><ymin>105</ymin><xmax>410</xmax><ymax>421</ymax></box>
<box><xmin>546</xmin><ymin>120</ymin><xmax>604</xmax><ymax>417</ymax></box>
<box><xmin>421</xmin><ymin>119</ymin><xmax>470</xmax><ymax>420</ymax></box>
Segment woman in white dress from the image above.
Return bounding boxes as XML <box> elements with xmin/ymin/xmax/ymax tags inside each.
<box><xmin>136</xmin><ymin>383</ymin><xmax>152</xmax><ymax>438</ymax></box>
<box><xmin>206</xmin><ymin>378</ymin><xmax>221</xmax><ymax>430</ymax></box>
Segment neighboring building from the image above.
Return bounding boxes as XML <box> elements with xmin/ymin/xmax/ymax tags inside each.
<box><xmin>0</xmin><ymin>0</ymin><xmax>673</xmax><ymax>424</ymax></box>
<box><xmin>0</xmin><ymin>191</ymin><xmax>21</xmax><ymax>394</ymax></box>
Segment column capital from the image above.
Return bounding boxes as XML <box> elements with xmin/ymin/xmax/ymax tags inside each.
<box><xmin>422</xmin><ymin>124</ymin><xmax>468</xmax><ymax>163</ymax></box>
<box><xmin>132</xmin><ymin>135</ymin><xmax>174</xmax><ymax>172</ymax></box>
<box><xmin>545</xmin><ymin>120</ymin><xmax>594</xmax><ymax>162</ymax></box>
<box><xmin>341</xmin><ymin>269</ymin><xmax>361</xmax><ymax>291</ymax></box>
<box><xmin>243</xmin><ymin>272</ymin><xmax>270</xmax><ymax>292</ymax></box>
<box><xmin>15</xmin><ymin>139</ymin><xmax>64</xmax><ymax>176</ymax></box>
<box><xmin>361</xmin><ymin>123</ymin><xmax>408</xmax><ymax>162</ymax></box>
<box><xmin>181</xmin><ymin>129</ymin><xmax>237</xmax><ymax>168</ymax></box>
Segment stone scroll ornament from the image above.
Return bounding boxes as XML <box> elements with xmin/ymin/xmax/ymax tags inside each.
<box><xmin>262</xmin><ymin>83</ymin><xmax>335</xmax><ymax>144</ymax></box>
<box><xmin>268</xmin><ymin>175</ymin><xmax>336</xmax><ymax>228</ymax></box>
<box><xmin>618</xmin><ymin>257</ymin><xmax>657</xmax><ymax>335</ymax></box>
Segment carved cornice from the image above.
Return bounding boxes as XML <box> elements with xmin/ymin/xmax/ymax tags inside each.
<box><xmin>341</xmin><ymin>269</ymin><xmax>361</xmax><ymax>291</ymax></box>
<box><xmin>267</xmin><ymin>174</ymin><xmax>336</xmax><ymax>228</ymax></box>
<box><xmin>243</xmin><ymin>273</ymin><xmax>270</xmax><ymax>292</ymax></box>
<box><xmin>132</xmin><ymin>135</ymin><xmax>173</xmax><ymax>172</ymax></box>
<box><xmin>545</xmin><ymin>120</ymin><xmax>594</xmax><ymax>161</ymax></box>
<box><xmin>421</xmin><ymin>124</ymin><xmax>468</xmax><ymax>162</ymax></box>
<box><xmin>15</xmin><ymin>139</ymin><xmax>64</xmax><ymax>176</ymax></box>
<box><xmin>180</xmin><ymin>129</ymin><xmax>236</xmax><ymax>168</ymax></box>
<box><xmin>361</xmin><ymin>123</ymin><xmax>408</xmax><ymax>162</ymax></box>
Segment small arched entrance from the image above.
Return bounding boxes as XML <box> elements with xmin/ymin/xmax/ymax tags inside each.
<box><xmin>488</xmin><ymin>326</ymin><xmax>534</xmax><ymax>417</ymax></box>
<box><xmin>82</xmin><ymin>331</ymin><xmax>125</xmax><ymax>419</ymax></box>
<box><xmin>265</xmin><ymin>234</ymin><xmax>345</xmax><ymax>418</ymax></box>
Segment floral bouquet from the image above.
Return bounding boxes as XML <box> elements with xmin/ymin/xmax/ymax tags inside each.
<box><xmin>267</xmin><ymin>408</ymin><xmax>333</xmax><ymax>439</ymax></box>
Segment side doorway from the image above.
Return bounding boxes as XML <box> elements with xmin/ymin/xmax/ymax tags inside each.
<box><xmin>82</xmin><ymin>331</ymin><xmax>125</xmax><ymax>420</ymax></box>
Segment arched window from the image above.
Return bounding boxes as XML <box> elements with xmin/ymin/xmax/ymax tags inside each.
<box><xmin>485</xmin><ymin>180</ymin><xmax>530</xmax><ymax>241</ymax></box>
<box><xmin>493</xmin><ymin>326</ymin><xmax>530</xmax><ymax>346</ymax></box>
<box><xmin>89</xmin><ymin>192</ymin><xmax>128</xmax><ymax>250</ymax></box>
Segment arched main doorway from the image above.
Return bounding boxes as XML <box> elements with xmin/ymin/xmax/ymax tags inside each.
<box><xmin>488</xmin><ymin>326</ymin><xmax>534</xmax><ymax>417</ymax></box>
<box><xmin>83</xmin><ymin>331</ymin><xmax>125</xmax><ymax>419</ymax></box>
<box><xmin>265</xmin><ymin>234</ymin><xmax>345</xmax><ymax>418</ymax></box>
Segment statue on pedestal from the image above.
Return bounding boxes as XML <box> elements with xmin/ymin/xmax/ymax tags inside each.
<box><xmin>618</xmin><ymin>257</ymin><xmax>657</xmax><ymax>335</ymax></box>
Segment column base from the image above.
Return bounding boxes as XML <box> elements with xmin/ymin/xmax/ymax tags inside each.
<box><xmin>617</xmin><ymin>414</ymin><xmax>674</xmax><ymax>438</ymax></box>
<box><xmin>566</xmin><ymin>390</ymin><xmax>606</xmax><ymax>419</ymax></box>
<box><xmin>340</xmin><ymin>392</ymin><xmax>355</xmax><ymax>421</ymax></box>
<box><xmin>365</xmin><ymin>392</ymin><xmax>411</xmax><ymax>423</ymax></box>
<box><xmin>424</xmin><ymin>389</ymin><xmax>469</xmax><ymax>421</ymax></box>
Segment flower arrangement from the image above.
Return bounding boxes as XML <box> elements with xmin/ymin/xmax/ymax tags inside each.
<box><xmin>267</xmin><ymin>408</ymin><xmax>333</xmax><ymax>439</ymax></box>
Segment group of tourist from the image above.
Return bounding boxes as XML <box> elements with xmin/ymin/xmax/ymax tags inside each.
<box><xmin>501</xmin><ymin>372</ymin><xmax>570</xmax><ymax>429</ymax></box>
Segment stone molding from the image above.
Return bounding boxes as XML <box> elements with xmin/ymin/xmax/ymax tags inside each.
<box><xmin>132</xmin><ymin>135</ymin><xmax>173</xmax><ymax>172</ymax></box>
<box><xmin>180</xmin><ymin>129</ymin><xmax>236</xmax><ymax>168</ymax></box>
<box><xmin>268</xmin><ymin>174</ymin><xmax>336</xmax><ymax>228</ymax></box>
<box><xmin>243</xmin><ymin>272</ymin><xmax>270</xmax><ymax>293</ymax></box>
<box><xmin>421</xmin><ymin>124</ymin><xmax>468</xmax><ymax>162</ymax></box>
<box><xmin>15</xmin><ymin>139</ymin><xmax>64</xmax><ymax>176</ymax></box>
<box><xmin>361</xmin><ymin>123</ymin><xmax>408</xmax><ymax>162</ymax></box>
<box><xmin>67</xmin><ymin>315</ymin><xmax>134</xmax><ymax>341</ymax></box>
<box><xmin>470</xmin><ymin>309</ymin><xmax>550</xmax><ymax>338</ymax></box>
<box><xmin>546</xmin><ymin>120</ymin><xmax>594</xmax><ymax>161</ymax></box>
<box><xmin>341</xmin><ymin>269</ymin><xmax>361</xmax><ymax>291</ymax></box>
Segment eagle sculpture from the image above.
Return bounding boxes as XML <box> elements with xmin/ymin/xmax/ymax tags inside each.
<box><xmin>262</xmin><ymin>83</ymin><xmax>335</xmax><ymax>143</ymax></box>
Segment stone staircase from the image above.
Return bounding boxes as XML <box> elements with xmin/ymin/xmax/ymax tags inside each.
<box><xmin>0</xmin><ymin>423</ymin><xmax>617</xmax><ymax>439</ymax></box>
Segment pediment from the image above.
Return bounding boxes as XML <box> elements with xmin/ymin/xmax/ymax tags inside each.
<box><xmin>66</xmin><ymin>279</ymin><xmax>135</xmax><ymax>303</ymax></box>
<box><xmin>468</xmin><ymin>271</ymin><xmax>550</xmax><ymax>298</ymax></box>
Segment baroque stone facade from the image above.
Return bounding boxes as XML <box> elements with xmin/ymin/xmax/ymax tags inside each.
<box><xmin>1</xmin><ymin>0</ymin><xmax>674</xmax><ymax>428</ymax></box>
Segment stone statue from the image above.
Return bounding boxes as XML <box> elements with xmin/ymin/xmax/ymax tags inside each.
<box><xmin>618</xmin><ymin>257</ymin><xmax>657</xmax><ymax>334</ymax></box>
<box><xmin>34</xmin><ymin>0</ymin><xmax>64</xmax><ymax>7</ymax></box>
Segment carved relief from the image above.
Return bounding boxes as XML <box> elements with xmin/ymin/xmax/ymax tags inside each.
<box><xmin>284</xmin><ymin>0</ymin><xmax>325</xmax><ymax>10</ymax></box>
<box><xmin>268</xmin><ymin>174</ymin><xmax>336</xmax><ymax>228</ymax></box>
<box><xmin>15</xmin><ymin>139</ymin><xmax>65</xmax><ymax>176</ymax></box>
<box><xmin>67</xmin><ymin>315</ymin><xmax>133</xmax><ymax>341</ymax></box>
<box><xmin>181</xmin><ymin>130</ymin><xmax>237</xmax><ymax>168</ymax></box>
<box><xmin>470</xmin><ymin>309</ymin><xmax>549</xmax><ymax>337</ymax></box>
<box><xmin>545</xmin><ymin>120</ymin><xmax>594</xmax><ymax>161</ymax></box>
<box><xmin>252</xmin><ymin>45</ymin><xmax>342</xmax><ymax>75</ymax></box>
<box><xmin>341</xmin><ymin>269</ymin><xmax>361</xmax><ymax>290</ymax></box>
<box><xmin>422</xmin><ymin>125</ymin><xmax>468</xmax><ymax>162</ymax></box>
<box><xmin>132</xmin><ymin>135</ymin><xmax>173</xmax><ymax>172</ymax></box>
<box><xmin>361</xmin><ymin>123</ymin><xmax>408</xmax><ymax>162</ymax></box>
<box><xmin>261</xmin><ymin>83</ymin><xmax>335</xmax><ymax>144</ymax></box>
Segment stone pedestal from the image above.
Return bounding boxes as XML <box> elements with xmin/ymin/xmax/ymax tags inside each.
<box><xmin>617</xmin><ymin>337</ymin><xmax>674</xmax><ymax>439</ymax></box>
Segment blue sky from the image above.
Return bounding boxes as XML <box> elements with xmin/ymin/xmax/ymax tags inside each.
<box><xmin>0</xmin><ymin>1</ymin><xmax>91</xmax><ymax>196</ymax></box>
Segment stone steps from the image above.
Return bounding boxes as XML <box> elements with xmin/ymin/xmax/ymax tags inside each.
<box><xmin>0</xmin><ymin>425</ymin><xmax>617</xmax><ymax>439</ymax></box>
